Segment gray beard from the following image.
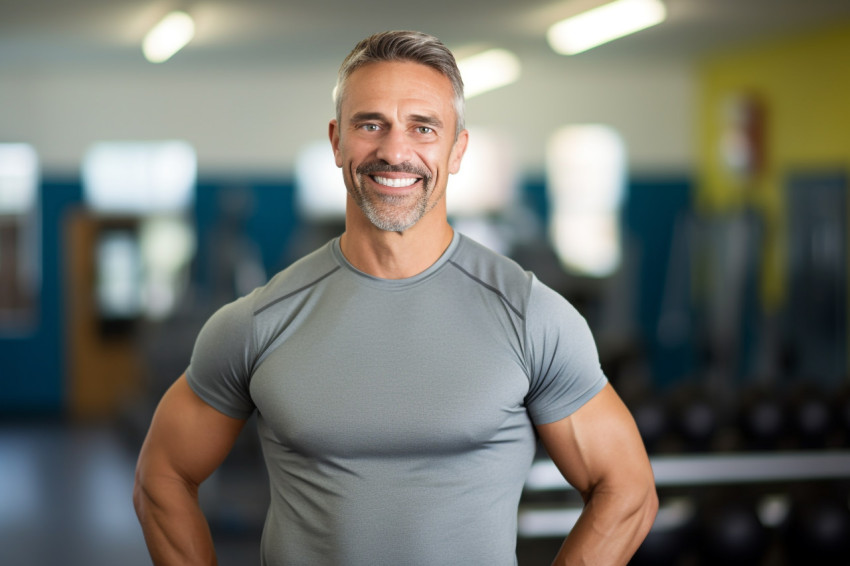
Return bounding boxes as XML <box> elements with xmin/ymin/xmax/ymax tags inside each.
<box><xmin>351</xmin><ymin>163</ymin><xmax>434</xmax><ymax>232</ymax></box>
<box><xmin>354</xmin><ymin>182</ymin><xmax>430</xmax><ymax>232</ymax></box>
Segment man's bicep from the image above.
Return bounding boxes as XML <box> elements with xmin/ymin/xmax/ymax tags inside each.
<box><xmin>535</xmin><ymin>384</ymin><xmax>651</xmax><ymax>497</ymax></box>
<box><xmin>138</xmin><ymin>374</ymin><xmax>247</xmax><ymax>487</ymax></box>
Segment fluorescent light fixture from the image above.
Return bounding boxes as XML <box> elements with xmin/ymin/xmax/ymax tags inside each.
<box><xmin>457</xmin><ymin>48</ymin><xmax>521</xmax><ymax>98</ymax></box>
<box><xmin>143</xmin><ymin>11</ymin><xmax>195</xmax><ymax>63</ymax></box>
<box><xmin>547</xmin><ymin>0</ymin><xmax>666</xmax><ymax>55</ymax></box>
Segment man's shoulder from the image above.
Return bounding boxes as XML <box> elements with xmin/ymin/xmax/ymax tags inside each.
<box><xmin>450</xmin><ymin>234</ymin><xmax>534</xmax><ymax>314</ymax></box>
<box><xmin>248</xmin><ymin>239</ymin><xmax>341</xmax><ymax>315</ymax></box>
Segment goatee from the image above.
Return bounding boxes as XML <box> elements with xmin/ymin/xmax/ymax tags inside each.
<box><xmin>350</xmin><ymin>161</ymin><xmax>436</xmax><ymax>232</ymax></box>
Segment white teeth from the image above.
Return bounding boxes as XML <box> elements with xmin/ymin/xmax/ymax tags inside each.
<box><xmin>373</xmin><ymin>175</ymin><xmax>418</xmax><ymax>188</ymax></box>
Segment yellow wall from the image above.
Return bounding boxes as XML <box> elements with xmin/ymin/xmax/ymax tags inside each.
<box><xmin>698</xmin><ymin>21</ymin><xmax>850</xmax><ymax>310</ymax></box>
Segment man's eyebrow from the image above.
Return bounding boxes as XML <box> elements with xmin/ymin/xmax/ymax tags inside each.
<box><xmin>349</xmin><ymin>111</ymin><xmax>444</xmax><ymax>129</ymax></box>
<box><xmin>409</xmin><ymin>114</ymin><xmax>443</xmax><ymax>128</ymax></box>
<box><xmin>350</xmin><ymin>111</ymin><xmax>386</xmax><ymax>123</ymax></box>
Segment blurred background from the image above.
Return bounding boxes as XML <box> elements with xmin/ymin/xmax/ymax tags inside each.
<box><xmin>1</xmin><ymin>0</ymin><xmax>849</xmax><ymax>564</ymax></box>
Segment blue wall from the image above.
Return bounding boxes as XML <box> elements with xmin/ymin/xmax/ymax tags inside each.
<box><xmin>0</xmin><ymin>180</ymin><xmax>81</xmax><ymax>415</ymax></box>
<box><xmin>623</xmin><ymin>177</ymin><xmax>696</xmax><ymax>385</ymax></box>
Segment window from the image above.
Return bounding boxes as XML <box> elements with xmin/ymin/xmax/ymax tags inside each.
<box><xmin>0</xmin><ymin>144</ymin><xmax>40</xmax><ymax>331</ymax></box>
<box><xmin>295</xmin><ymin>140</ymin><xmax>345</xmax><ymax>220</ymax></box>
<box><xmin>546</xmin><ymin>125</ymin><xmax>627</xmax><ymax>277</ymax></box>
<box><xmin>81</xmin><ymin>141</ymin><xmax>197</xmax><ymax>322</ymax></box>
<box><xmin>82</xmin><ymin>141</ymin><xmax>196</xmax><ymax>215</ymax></box>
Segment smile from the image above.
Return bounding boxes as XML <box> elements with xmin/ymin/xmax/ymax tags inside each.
<box><xmin>371</xmin><ymin>175</ymin><xmax>419</xmax><ymax>188</ymax></box>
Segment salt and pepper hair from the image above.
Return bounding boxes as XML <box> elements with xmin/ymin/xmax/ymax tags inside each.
<box><xmin>333</xmin><ymin>30</ymin><xmax>466</xmax><ymax>139</ymax></box>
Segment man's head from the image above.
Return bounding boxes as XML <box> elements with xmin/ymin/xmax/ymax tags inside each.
<box><xmin>333</xmin><ymin>30</ymin><xmax>465</xmax><ymax>140</ymax></box>
<box><xmin>329</xmin><ymin>31</ymin><xmax>469</xmax><ymax>234</ymax></box>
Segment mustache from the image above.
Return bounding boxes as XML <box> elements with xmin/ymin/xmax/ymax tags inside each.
<box><xmin>356</xmin><ymin>161</ymin><xmax>430</xmax><ymax>179</ymax></box>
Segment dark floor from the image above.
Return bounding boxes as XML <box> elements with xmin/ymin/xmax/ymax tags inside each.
<box><xmin>0</xmin><ymin>421</ymin><xmax>260</xmax><ymax>566</ymax></box>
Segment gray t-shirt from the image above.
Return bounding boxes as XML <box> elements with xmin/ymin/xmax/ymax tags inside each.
<box><xmin>187</xmin><ymin>233</ymin><xmax>607</xmax><ymax>565</ymax></box>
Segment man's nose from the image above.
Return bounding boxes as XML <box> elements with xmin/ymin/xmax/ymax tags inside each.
<box><xmin>375</xmin><ymin>128</ymin><xmax>413</xmax><ymax>165</ymax></box>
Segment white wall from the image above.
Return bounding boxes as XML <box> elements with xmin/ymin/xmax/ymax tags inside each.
<box><xmin>0</xmin><ymin>54</ymin><xmax>695</xmax><ymax>178</ymax></box>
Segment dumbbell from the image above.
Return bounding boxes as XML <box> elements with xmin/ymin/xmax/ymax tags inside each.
<box><xmin>676</xmin><ymin>395</ymin><xmax>719</xmax><ymax>452</ymax></box>
<box><xmin>697</xmin><ymin>496</ymin><xmax>769</xmax><ymax>565</ymax></box>
<box><xmin>788</xmin><ymin>385</ymin><xmax>835</xmax><ymax>449</ymax></box>
<box><xmin>786</xmin><ymin>492</ymin><xmax>850</xmax><ymax>564</ymax></box>
<box><xmin>737</xmin><ymin>388</ymin><xmax>788</xmax><ymax>451</ymax></box>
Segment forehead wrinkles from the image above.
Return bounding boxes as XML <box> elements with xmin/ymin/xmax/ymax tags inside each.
<box><xmin>340</xmin><ymin>62</ymin><xmax>456</xmax><ymax>129</ymax></box>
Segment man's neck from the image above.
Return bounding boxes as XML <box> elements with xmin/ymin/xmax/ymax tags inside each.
<box><xmin>339</xmin><ymin>213</ymin><xmax>454</xmax><ymax>280</ymax></box>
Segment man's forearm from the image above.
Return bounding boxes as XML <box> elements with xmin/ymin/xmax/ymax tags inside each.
<box><xmin>134</xmin><ymin>477</ymin><xmax>218</xmax><ymax>566</ymax></box>
<box><xmin>551</xmin><ymin>485</ymin><xmax>658</xmax><ymax>566</ymax></box>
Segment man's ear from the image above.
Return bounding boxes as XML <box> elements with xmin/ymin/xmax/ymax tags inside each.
<box><xmin>329</xmin><ymin>119</ymin><xmax>343</xmax><ymax>167</ymax></box>
<box><xmin>449</xmin><ymin>129</ymin><xmax>469</xmax><ymax>174</ymax></box>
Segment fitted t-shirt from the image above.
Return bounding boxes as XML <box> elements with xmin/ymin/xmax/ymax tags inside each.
<box><xmin>186</xmin><ymin>232</ymin><xmax>608</xmax><ymax>565</ymax></box>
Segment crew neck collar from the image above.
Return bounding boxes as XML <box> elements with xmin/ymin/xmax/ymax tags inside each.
<box><xmin>331</xmin><ymin>232</ymin><xmax>461</xmax><ymax>287</ymax></box>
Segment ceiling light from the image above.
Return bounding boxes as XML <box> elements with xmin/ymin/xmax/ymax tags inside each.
<box><xmin>547</xmin><ymin>0</ymin><xmax>666</xmax><ymax>55</ymax></box>
<box><xmin>458</xmin><ymin>49</ymin><xmax>521</xmax><ymax>98</ymax></box>
<box><xmin>142</xmin><ymin>11</ymin><xmax>195</xmax><ymax>63</ymax></box>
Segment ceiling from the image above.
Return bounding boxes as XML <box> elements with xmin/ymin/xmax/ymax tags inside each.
<box><xmin>2</xmin><ymin>0</ymin><xmax>850</xmax><ymax>72</ymax></box>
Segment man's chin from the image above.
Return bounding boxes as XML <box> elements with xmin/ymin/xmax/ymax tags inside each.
<box><xmin>365</xmin><ymin>212</ymin><xmax>420</xmax><ymax>233</ymax></box>
<box><xmin>355</xmin><ymin>195</ymin><xmax>419</xmax><ymax>229</ymax></box>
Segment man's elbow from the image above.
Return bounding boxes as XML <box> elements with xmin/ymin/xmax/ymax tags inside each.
<box><xmin>611</xmin><ymin>473</ymin><xmax>658</xmax><ymax>541</ymax></box>
<box><xmin>629</xmin><ymin>457</ymin><xmax>658</xmax><ymax>514</ymax></box>
<box><xmin>133</xmin><ymin>468</ymin><xmax>150</xmax><ymax>521</ymax></box>
<box><xmin>132</xmin><ymin>459</ymin><xmax>167</xmax><ymax>523</ymax></box>
<box><xmin>637</xmin><ymin>481</ymin><xmax>659</xmax><ymax>537</ymax></box>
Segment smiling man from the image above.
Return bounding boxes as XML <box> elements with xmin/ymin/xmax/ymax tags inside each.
<box><xmin>333</xmin><ymin>60</ymin><xmax>463</xmax><ymax>234</ymax></box>
<box><xmin>134</xmin><ymin>30</ymin><xmax>657</xmax><ymax>566</ymax></box>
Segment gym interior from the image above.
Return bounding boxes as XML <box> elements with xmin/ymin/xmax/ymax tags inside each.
<box><xmin>1</xmin><ymin>2</ymin><xmax>849</xmax><ymax>564</ymax></box>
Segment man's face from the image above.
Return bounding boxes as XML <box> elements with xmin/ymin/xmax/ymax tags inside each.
<box><xmin>329</xmin><ymin>61</ymin><xmax>468</xmax><ymax>232</ymax></box>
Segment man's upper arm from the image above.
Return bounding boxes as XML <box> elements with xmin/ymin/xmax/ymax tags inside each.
<box><xmin>136</xmin><ymin>374</ymin><xmax>247</xmax><ymax>489</ymax></box>
<box><xmin>536</xmin><ymin>383</ymin><xmax>654</xmax><ymax>499</ymax></box>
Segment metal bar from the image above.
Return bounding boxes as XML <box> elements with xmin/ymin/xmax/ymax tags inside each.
<box><xmin>525</xmin><ymin>451</ymin><xmax>850</xmax><ymax>491</ymax></box>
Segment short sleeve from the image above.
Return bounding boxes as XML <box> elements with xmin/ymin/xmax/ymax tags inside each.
<box><xmin>524</xmin><ymin>277</ymin><xmax>608</xmax><ymax>425</ymax></box>
<box><xmin>185</xmin><ymin>296</ymin><xmax>257</xmax><ymax>419</ymax></box>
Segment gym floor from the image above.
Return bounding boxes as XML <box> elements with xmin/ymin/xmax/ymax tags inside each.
<box><xmin>0</xmin><ymin>422</ymin><xmax>261</xmax><ymax>566</ymax></box>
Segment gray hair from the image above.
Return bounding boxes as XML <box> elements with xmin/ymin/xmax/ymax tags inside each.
<box><xmin>333</xmin><ymin>30</ymin><xmax>466</xmax><ymax>139</ymax></box>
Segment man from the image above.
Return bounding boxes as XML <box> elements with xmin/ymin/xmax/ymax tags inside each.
<box><xmin>134</xmin><ymin>30</ymin><xmax>657</xmax><ymax>565</ymax></box>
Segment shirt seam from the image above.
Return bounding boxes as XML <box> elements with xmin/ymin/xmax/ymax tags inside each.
<box><xmin>447</xmin><ymin>260</ymin><xmax>525</xmax><ymax>320</ymax></box>
<box><xmin>252</xmin><ymin>266</ymin><xmax>341</xmax><ymax>315</ymax></box>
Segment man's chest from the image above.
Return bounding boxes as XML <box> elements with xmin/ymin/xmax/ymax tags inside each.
<box><xmin>249</xmin><ymin>287</ymin><xmax>531</xmax><ymax>458</ymax></box>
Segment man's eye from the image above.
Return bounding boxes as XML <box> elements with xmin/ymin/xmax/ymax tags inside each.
<box><xmin>361</xmin><ymin>124</ymin><xmax>380</xmax><ymax>131</ymax></box>
<box><xmin>416</xmin><ymin>126</ymin><xmax>434</xmax><ymax>135</ymax></box>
